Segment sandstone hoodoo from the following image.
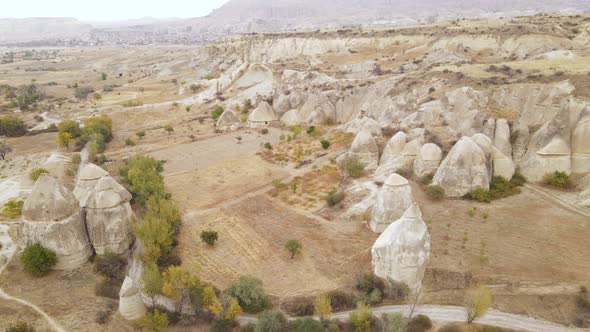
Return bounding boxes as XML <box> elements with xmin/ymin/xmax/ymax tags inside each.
<box><xmin>371</xmin><ymin>203</ymin><xmax>431</xmax><ymax>292</ymax></box>
<box><xmin>84</xmin><ymin>175</ymin><xmax>133</xmax><ymax>255</ymax></box>
<box><xmin>369</xmin><ymin>173</ymin><xmax>415</xmax><ymax>233</ymax></box>
<box><xmin>413</xmin><ymin>143</ymin><xmax>443</xmax><ymax>178</ymax></box>
<box><xmin>19</xmin><ymin>174</ymin><xmax>92</xmax><ymax>270</ymax></box>
<box><xmin>247</xmin><ymin>101</ymin><xmax>278</xmax><ymax>127</ymax></box>
<box><xmin>337</xmin><ymin>128</ymin><xmax>379</xmax><ymax>170</ymax></box>
<box><xmin>73</xmin><ymin>163</ymin><xmax>109</xmax><ymax>206</ymax></box>
<box><xmin>280</xmin><ymin>109</ymin><xmax>302</xmax><ymax>125</ymax></box>
<box><xmin>216</xmin><ymin>109</ymin><xmax>240</xmax><ymax>131</ymax></box>
<box><xmin>119</xmin><ymin>276</ymin><xmax>147</xmax><ymax>321</ymax></box>
<box><xmin>379</xmin><ymin>131</ymin><xmax>407</xmax><ymax>166</ymax></box>
<box><xmin>432</xmin><ymin>136</ymin><xmax>490</xmax><ymax>197</ymax></box>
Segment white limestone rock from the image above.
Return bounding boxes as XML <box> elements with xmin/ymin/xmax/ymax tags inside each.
<box><xmin>432</xmin><ymin>137</ymin><xmax>490</xmax><ymax>197</ymax></box>
<box><xmin>379</xmin><ymin>132</ymin><xmax>407</xmax><ymax>166</ymax></box>
<box><xmin>119</xmin><ymin>276</ymin><xmax>147</xmax><ymax>321</ymax></box>
<box><xmin>73</xmin><ymin>163</ymin><xmax>109</xmax><ymax>207</ymax></box>
<box><xmin>371</xmin><ymin>203</ymin><xmax>431</xmax><ymax>292</ymax></box>
<box><xmin>337</xmin><ymin>129</ymin><xmax>379</xmax><ymax>171</ymax></box>
<box><xmin>216</xmin><ymin>109</ymin><xmax>240</xmax><ymax>130</ymax></box>
<box><xmin>375</xmin><ymin>137</ymin><xmax>422</xmax><ymax>183</ymax></box>
<box><xmin>494</xmin><ymin>119</ymin><xmax>512</xmax><ymax>157</ymax></box>
<box><xmin>369</xmin><ymin>174</ymin><xmax>415</xmax><ymax>233</ymax></box>
<box><xmin>492</xmin><ymin>147</ymin><xmax>515</xmax><ymax>180</ymax></box>
<box><xmin>280</xmin><ymin>109</ymin><xmax>302</xmax><ymax>125</ymax></box>
<box><xmin>247</xmin><ymin>101</ymin><xmax>278</xmax><ymax>126</ymax></box>
<box><xmin>20</xmin><ymin>175</ymin><xmax>92</xmax><ymax>270</ymax></box>
<box><xmin>413</xmin><ymin>143</ymin><xmax>443</xmax><ymax>178</ymax></box>
<box><xmin>85</xmin><ymin>176</ymin><xmax>133</xmax><ymax>255</ymax></box>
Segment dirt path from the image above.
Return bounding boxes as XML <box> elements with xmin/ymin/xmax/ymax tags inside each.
<box><xmin>237</xmin><ymin>304</ymin><xmax>574</xmax><ymax>332</ymax></box>
<box><xmin>525</xmin><ymin>183</ymin><xmax>590</xmax><ymax>219</ymax></box>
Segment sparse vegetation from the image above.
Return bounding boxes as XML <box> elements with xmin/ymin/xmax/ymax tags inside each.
<box><xmin>320</xmin><ymin>139</ymin><xmax>331</xmax><ymax>150</ymax></box>
<box><xmin>466</xmin><ymin>285</ymin><xmax>492</xmax><ymax>323</ymax></box>
<box><xmin>212</xmin><ymin>106</ymin><xmax>224</xmax><ymax>120</ymax></box>
<box><xmin>255</xmin><ymin>310</ymin><xmax>288</xmax><ymax>332</ymax></box>
<box><xmin>425</xmin><ymin>185</ymin><xmax>445</xmax><ymax>200</ymax></box>
<box><xmin>349</xmin><ymin>303</ymin><xmax>373</xmax><ymax>332</ymax></box>
<box><xmin>543</xmin><ymin>171</ymin><xmax>574</xmax><ymax>189</ymax></box>
<box><xmin>0</xmin><ymin>115</ymin><xmax>27</xmax><ymax>137</ymax></box>
<box><xmin>285</xmin><ymin>239</ymin><xmax>303</xmax><ymax>259</ymax></box>
<box><xmin>20</xmin><ymin>244</ymin><xmax>57</xmax><ymax>277</ymax></box>
<box><xmin>464</xmin><ymin>175</ymin><xmax>525</xmax><ymax>203</ymax></box>
<box><xmin>226</xmin><ymin>275</ymin><xmax>271</xmax><ymax>313</ymax></box>
<box><xmin>201</xmin><ymin>230</ymin><xmax>219</xmax><ymax>246</ymax></box>
<box><xmin>4</xmin><ymin>322</ymin><xmax>36</xmax><ymax>332</ymax></box>
<box><xmin>29</xmin><ymin>167</ymin><xmax>49</xmax><ymax>181</ymax></box>
<box><xmin>342</xmin><ymin>159</ymin><xmax>365</xmax><ymax>178</ymax></box>
<box><xmin>136</xmin><ymin>131</ymin><xmax>146</xmax><ymax>139</ymax></box>
<box><xmin>1</xmin><ymin>199</ymin><xmax>24</xmax><ymax>218</ymax></box>
<box><xmin>139</xmin><ymin>309</ymin><xmax>169</xmax><ymax>332</ymax></box>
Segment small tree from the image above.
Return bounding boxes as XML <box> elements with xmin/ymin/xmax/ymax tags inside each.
<box><xmin>56</xmin><ymin>131</ymin><xmax>72</xmax><ymax>149</ymax></box>
<box><xmin>203</xmin><ymin>286</ymin><xmax>223</xmax><ymax>317</ymax></box>
<box><xmin>320</xmin><ymin>139</ymin><xmax>331</xmax><ymax>150</ymax></box>
<box><xmin>161</xmin><ymin>265</ymin><xmax>200</xmax><ymax>312</ymax></box>
<box><xmin>164</xmin><ymin>125</ymin><xmax>174</xmax><ymax>135</ymax></box>
<box><xmin>256</xmin><ymin>310</ymin><xmax>288</xmax><ymax>332</ymax></box>
<box><xmin>21</xmin><ymin>244</ymin><xmax>57</xmax><ymax>277</ymax></box>
<box><xmin>139</xmin><ymin>309</ymin><xmax>169</xmax><ymax>332</ymax></box>
<box><xmin>0</xmin><ymin>140</ymin><xmax>12</xmax><ymax>160</ymax></box>
<box><xmin>465</xmin><ymin>285</ymin><xmax>492</xmax><ymax>323</ymax></box>
<box><xmin>226</xmin><ymin>275</ymin><xmax>271</xmax><ymax>313</ymax></box>
<box><xmin>285</xmin><ymin>239</ymin><xmax>302</xmax><ymax>259</ymax></box>
<box><xmin>224</xmin><ymin>297</ymin><xmax>243</xmax><ymax>320</ymax></box>
<box><xmin>313</xmin><ymin>294</ymin><xmax>332</xmax><ymax>319</ymax></box>
<box><xmin>349</xmin><ymin>303</ymin><xmax>373</xmax><ymax>332</ymax></box>
<box><xmin>200</xmin><ymin>230</ymin><xmax>219</xmax><ymax>246</ymax></box>
<box><xmin>101</xmin><ymin>72</ymin><xmax>107</xmax><ymax>80</ymax></box>
<box><xmin>142</xmin><ymin>263</ymin><xmax>163</xmax><ymax>307</ymax></box>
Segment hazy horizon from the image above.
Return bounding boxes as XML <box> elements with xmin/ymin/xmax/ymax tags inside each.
<box><xmin>1</xmin><ymin>0</ymin><xmax>230</xmax><ymax>22</ymax></box>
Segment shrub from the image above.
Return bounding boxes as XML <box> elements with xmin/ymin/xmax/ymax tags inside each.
<box><xmin>226</xmin><ymin>275</ymin><xmax>271</xmax><ymax>313</ymax></box>
<box><xmin>320</xmin><ymin>140</ymin><xmax>331</xmax><ymax>150</ymax></box>
<box><xmin>136</xmin><ymin>131</ymin><xmax>146</xmax><ymax>139</ymax></box>
<box><xmin>16</xmin><ymin>84</ymin><xmax>44</xmax><ymax>110</ymax></box>
<box><xmin>57</xmin><ymin>119</ymin><xmax>81</xmax><ymax>138</ymax></box>
<box><xmin>313</xmin><ymin>294</ymin><xmax>332</xmax><ymax>319</ymax></box>
<box><xmin>342</xmin><ymin>159</ymin><xmax>365</xmax><ymax>178</ymax></box>
<box><xmin>260</xmin><ymin>128</ymin><xmax>269</xmax><ymax>135</ymax></box>
<box><xmin>510</xmin><ymin>170</ymin><xmax>526</xmax><ymax>186</ymax></box>
<box><xmin>201</xmin><ymin>230</ymin><xmax>219</xmax><ymax>246</ymax></box>
<box><xmin>125</xmin><ymin>138</ymin><xmax>136</xmax><ymax>146</ymax></box>
<box><xmin>94</xmin><ymin>253</ymin><xmax>127</xmax><ymax>281</ymax></box>
<box><xmin>264</xmin><ymin>142</ymin><xmax>273</xmax><ymax>150</ymax></box>
<box><xmin>326</xmin><ymin>188</ymin><xmax>344</xmax><ymax>207</ymax></box>
<box><xmin>139</xmin><ymin>309</ymin><xmax>169</xmax><ymax>332</ymax></box>
<box><xmin>291</xmin><ymin>125</ymin><xmax>302</xmax><ymax>137</ymax></box>
<box><xmin>465</xmin><ymin>285</ymin><xmax>492</xmax><ymax>323</ymax></box>
<box><xmin>425</xmin><ymin>185</ymin><xmax>445</xmax><ymax>200</ymax></box>
<box><xmin>464</xmin><ymin>188</ymin><xmax>492</xmax><ymax>203</ymax></box>
<box><xmin>0</xmin><ymin>115</ymin><xmax>27</xmax><ymax>137</ymax></box>
<box><xmin>543</xmin><ymin>171</ymin><xmax>574</xmax><ymax>189</ymax></box>
<box><xmin>95</xmin><ymin>279</ymin><xmax>122</xmax><ymax>299</ymax></box>
<box><xmin>29</xmin><ymin>168</ymin><xmax>49</xmax><ymax>181</ymax></box>
<box><xmin>81</xmin><ymin>116</ymin><xmax>113</xmax><ymax>151</ymax></box>
<box><xmin>119</xmin><ymin>155</ymin><xmax>165</xmax><ymax>206</ymax></box>
<box><xmin>489</xmin><ymin>176</ymin><xmax>521</xmax><ymax>199</ymax></box>
<box><xmin>285</xmin><ymin>240</ymin><xmax>302</xmax><ymax>259</ymax></box>
<box><xmin>2</xmin><ymin>199</ymin><xmax>24</xmax><ymax>218</ymax></box>
<box><xmin>74</xmin><ymin>86</ymin><xmax>95</xmax><ymax>99</ymax></box>
<box><xmin>407</xmin><ymin>314</ymin><xmax>432</xmax><ymax>332</ymax></box>
<box><xmin>290</xmin><ymin>317</ymin><xmax>324</xmax><ymax>332</ymax></box>
<box><xmin>212</xmin><ymin>106</ymin><xmax>224</xmax><ymax>120</ymax></box>
<box><xmin>327</xmin><ymin>290</ymin><xmax>356</xmax><ymax>311</ymax></box>
<box><xmin>384</xmin><ymin>280</ymin><xmax>410</xmax><ymax>302</ymax></box>
<box><xmin>349</xmin><ymin>304</ymin><xmax>373</xmax><ymax>332</ymax></box>
<box><xmin>418</xmin><ymin>173</ymin><xmax>434</xmax><ymax>185</ymax></box>
<box><xmin>164</xmin><ymin>125</ymin><xmax>174</xmax><ymax>134</ymax></box>
<box><xmin>256</xmin><ymin>310</ymin><xmax>288</xmax><ymax>332</ymax></box>
<box><xmin>382</xmin><ymin>313</ymin><xmax>407</xmax><ymax>332</ymax></box>
<box><xmin>4</xmin><ymin>322</ymin><xmax>35</xmax><ymax>332</ymax></box>
<box><xmin>21</xmin><ymin>244</ymin><xmax>57</xmax><ymax>277</ymax></box>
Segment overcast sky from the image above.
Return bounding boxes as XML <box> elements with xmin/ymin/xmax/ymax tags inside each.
<box><xmin>2</xmin><ymin>0</ymin><xmax>230</xmax><ymax>21</ymax></box>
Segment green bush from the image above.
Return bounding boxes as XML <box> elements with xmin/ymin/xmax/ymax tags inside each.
<box><xmin>0</xmin><ymin>115</ymin><xmax>27</xmax><ymax>137</ymax></box>
<box><xmin>81</xmin><ymin>116</ymin><xmax>113</xmax><ymax>147</ymax></box>
<box><xmin>200</xmin><ymin>230</ymin><xmax>219</xmax><ymax>246</ymax></box>
<box><xmin>139</xmin><ymin>309</ymin><xmax>169</xmax><ymax>332</ymax></box>
<box><xmin>418</xmin><ymin>173</ymin><xmax>434</xmax><ymax>185</ymax></box>
<box><xmin>407</xmin><ymin>314</ymin><xmax>432</xmax><ymax>332</ymax></box>
<box><xmin>320</xmin><ymin>140</ymin><xmax>331</xmax><ymax>150</ymax></box>
<box><xmin>290</xmin><ymin>317</ymin><xmax>324</xmax><ymax>332</ymax></box>
<box><xmin>489</xmin><ymin>176</ymin><xmax>521</xmax><ymax>199</ymax></box>
<box><xmin>543</xmin><ymin>171</ymin><xmax>574</xmax><ymax>189</ymax></box>
<box><xmin>464</xmin><ymin>188</ymin><xmax>492</xmax><ymax>203</ymax></box>
<box><xmin>57</xmin><ymin>119</ymin><xmax>81</xmax><ymax>138</ymax></box>
<box><xmin>1</xmin><ymin>199</ymin><xmax>24</xmax><ymax>218</ymax></box>
<box><xmin>212</xmin><ymin>106</ymin><xmax>224</xmax><ymax>120</ymax></box>
<box><xmin>349</xmin><ymin>304</ymin><xmax>373</xmax><ymax>332</ymax></box>
<box><xmin>16</xmin><ymin>84</ymin><xmax>44</xmax><ymax>110</ymax></box>
<box><xmin>21</xmin><ymin>244</ymin><xmax>57</xmax><ymax>277</ymax></box>
<box><xmin>342</xmin><ymin>159</ymin><xmax>365</xmax><ymax>178</ymax></box>
<box><xmin>119</xmin><ymin>155</ymin><xmax>165</xmax><ymax>206</ymax></box>
<box><xmin>255</xmin><ymin>310</ymin><xmax>288</xmax><ymax>332</ymax></box>
<box><xmin>226</xmin><ymin>275</ymin><xmax>271</xmax><ymax>313</ymax></box>
<box><xmin>4</xmin><ymin>321</ymin><xmax>35</xmax><ymax>332</ymax></box>
<box><xmin>29</xmin><ymin>167</ymin><xmax>49</xmax><ymax>181</ymax></box>
<box><xmin>382</xmin><ymin>313</ymin><xmax>408</xmax><ymax>332</ymax></box>
<box><xmin>285</xmin><ymin>239</ymin><xmax>302</xmax><ymax>259</ymax></box>
<box><xmin>326</xmin><ymin>188</ymin><xmax>345</xmax><ymax>207</ymax></box>
<box><xmin>136</xmin><ymin>131</ymin><xmax>146</xmax><ymax>139</ymax></box>
<box><xmin>260</xmin><ymin>128</ymin><xmax>269</xmax><ymax>135</ymax></box>
<box><xmin>125</xmin><ymin>138</ymin><xmax>136</xmax><ymax>146</ymax></box>
<box><xmin>510</xmin><ymin>170</ymin><xmax>527</xmax><ymax>186</ymax></box>
<box><xmin>425</xmin><ymin>185</ymin><xmax>445</xmax><ymax>200</ymax></box>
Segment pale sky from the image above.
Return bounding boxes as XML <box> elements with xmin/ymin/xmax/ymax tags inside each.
<box><xmin>2</xmin><ymin>0</ymin><xmax>230</xmax><ymax>21</ymax></box>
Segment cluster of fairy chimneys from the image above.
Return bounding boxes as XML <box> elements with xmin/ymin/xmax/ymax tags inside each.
<box><xmin>18</xmin><ymin>163</ymin><xmax>133</xmax><ymax>270</ymax></box>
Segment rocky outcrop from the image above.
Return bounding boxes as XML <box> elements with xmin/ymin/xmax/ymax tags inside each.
<box><xmin>375</xmin><ymin>132</ymin><xmax>422</xmax><ymax>182</ymax></box>
<box><xmin>369</xmin><ymin>173</ymin><xmax>414</xmax><ymax>233</ymax></box>
<box><xmin>247</xmin><ymin>101</ymin><xmax>278</xmax><ymax>126</ymax></box>
<box><xmin>494</xmin><ymin>119</ymin><xmax>512</xmax><ymax>157</ymax></box>
<box><xmin>19</xmin><ymin>175</ymin><xmax>92</xmax><ymax>270</ymax></box>
<box><xmin>432</xmin><ymin>136</ymin><xmax>490</xmax><ymax>197</ymax></box>
<box><xmin>337</xmin><ymin>128</ymin><xmax>379</xmax><ymax>170</ymax></box>
<box><xmin>73</xmin><ymin>163</ymin><xmax>109</xmax><ymax>206</ymax></box>
<box><xmin>413</xmin><ymin>143</ymin><xmax>443</xmax><ymax>178</ymax></box>
<box><xmin>572</xmin><ymin>112</ymin><xmax>590</xmax><ymax>173</ymax></box>
<box><xmin>379</xmin><ymin>132</ymin><xmax>407</xmax><ymax>166</ymax></box>
<box><xmin>371</xmin><ymin>203</ymin><xmax>431</xmax><ymax>292</ymax></box>
<box><xmin>216</xmin><ymin>109</ymin><xmax>240</xmax><ymax>130</ymax></box>
<box><xmin>85</xmin><ymin>176</ymin><xmax>133</xmax><ymax>255</ymax></box>
<box><xmin>492</xmin><ymin>147</ymin><xmax>515</xmax><ymax>180</ymax></box>
<box><xmin>280</xmin><ymin>109</ymin><xmax>302</xmax><ymax>125</ymax></box>
<box><xmin>119</xmin><ymin>276</ymin><xmax>147</xmax><ymax>321</ymax></box>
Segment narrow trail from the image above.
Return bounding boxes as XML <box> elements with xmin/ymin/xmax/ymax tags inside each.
<box><xmin>237</xmin><ymin>304</ymin><xmax>574</xmax><ymax>332</ymax></box>
<box><xmin>525</xmin><ymin>183</ymin><xmax>590</xmax><ymax>219</ymax></box>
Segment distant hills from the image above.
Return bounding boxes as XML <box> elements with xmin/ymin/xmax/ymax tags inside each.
<box><xmin>1</xmin><ymin>0</ymin><xmax>589</xmax><ymax>46</ymax></box>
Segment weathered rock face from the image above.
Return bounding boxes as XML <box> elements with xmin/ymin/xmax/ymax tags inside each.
<box><xmin>494</xmin><ymin>119</ymin><xmax>512</xmax><ymax>158</ymax></box>
<box><xmin>247</xmin><ymin>101</ymin><xmax>278</xmax><ymax>126</ymax></box>
<box><xmin>375</xmin><ymin>133</ymin><xmax>423</xmax><ymax>182</ymax></box>
<box><xmin>492</xmin><ymin>147</ymin><xmax>515</xmax><ymax>180</ymax></box>
<box><xmin>337</xmin><ymin>128</ymin><xmax>379</xmax><ymax>170</ymax></box>
<box><xmin>413</xmin><ymin>143</ymin><xmax>443</xmax><ymax>178</ymax></box>
<box><xmin>369</xmin><ymin>174</ymin><xmax>414</xmax><ymax>233</ymax></box>
<box><xmin>280</xmin><ymin>109</ymin><xmax>302</xmax><ymax>125</ymax></box>
<box><xmin>371</xmin><ymin>203</ymin><xmax>431</xmax><ymax>292</ymax></box>
<box><xmin>73</xmin><ymin>163</ymin><xmax>109</xmax><ymax>207</ymax></box>
<box><xmin>216</xmin><ymin>109</ymin><xmax>240</xmax><ymax>130</ymax></box>
<box><xmin>20</xmin><ymin>175</ymin><xmax>92</xmax><ymax>270</ymax></box>
<box><xmin>572</xmin><ymin>112</ymin><xmax>590</xmax><ymax>173</ymax></box>
<box><xmin>380</xmin><ymin>132</ymin><xmax>407</xmax><ymax>166</ymax></box>
<box><xmin>119</xmin><ymin>276</ymin><xmax>147</xmax><ymax>321</ymax></box>
<box><xmin>432</xmin><ymin>136</ymin><xmax>490</xmax><ymax>197</ymax></box>
<box><xmin>85</xmin><ymin>176</ymin><xmax>133</xmax><ymax>255</ymax></box>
